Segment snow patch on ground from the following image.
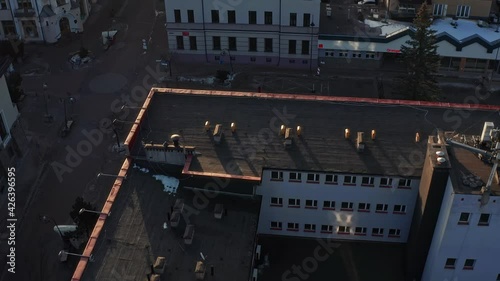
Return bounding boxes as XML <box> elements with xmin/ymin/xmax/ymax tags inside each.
<box><xmin>133</xmin><ymin>163</ymin><xmax>149</xmax><ymax>173</ymax></box>
<box><xmin>177</xmin><ymin>76</ymin><xmax>216</xmax><ymax>84</ymax></box>
<box><xmin>153</xmin><ymin>175</ymin><xmax>180</xmax><ymax>194</ymax></box>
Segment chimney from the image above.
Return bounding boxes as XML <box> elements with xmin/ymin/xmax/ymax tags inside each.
<box><xmin>415</xmin><ymin>132</ymin><xmax>421</xmax><ymax>143</ymax></box>
<box><xmin>279</xmin><ymin>125</ymin><xmax>286</xmax><ymax>136</ymax></box>
<box><xmin>345</xmin><ymin>128</ymin><xmax>350</xmax><ymax>139</ymax></box>
<box><xmin>284</xmin><ymin>128</ymin><xmax>293</xmax><ymax>149</ymax></box>
<box><xmin>371</xmin><ymin>130</ymin><xmax>376</xmax><ymax>140</ymax></box>
<box><xmin>356</xmin><ymin>132</ymin><xmax>365</xmax><ymax>152</ymax></box>
<box><xmin>297</xmin><ymin>126</ymin><xmax>302</xmax><ymax>137</ymax></box>
<box><xmin>205</xmin><ymin>121</ymin><xmax>210</xmax><ymax>131</ymax></box>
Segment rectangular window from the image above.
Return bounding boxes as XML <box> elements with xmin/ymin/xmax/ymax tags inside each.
<box><xmin>264</xmin><ymin>11</ymin><xmax>272</xmax><ymax>25</ymax></box>
<box><xmin>323</xmin><ymin>201</ymin><xmax>335</xmax><ymax>210</ymax></box>
<box><xmin>270</xmin><ymin>197</ymin><xmax>283</xmax><ymax>206</ymax></box>
<box><xmin>305</xmin><ymin>200</ymin><xmax>318</xmax><ymax>209</ymax></box>
<box><xmin>433</xmin><ymin>4</ymin><xmax>447</xmax><ymax>16</ymax></box>
<box><xmin>393</xmin><ymin>205</ymin><xmax>407</xmax><ymax>214</ymax></box>
<box><xmin>376</xmin><ymin>204</ymin><xmax>388</xmax><ymax>213</ymax></box>
<box><xmin>189</xmin><ymin>36</ymin><xmax>197</xmax><ymax>50</ymax></box>
<box><xmin>341</xmin><ymin>202</ymin><xmax>353</xmax><ymax>211</ymax></box>
<box><xmin>228</xmin><ymin>10</ymin><xmax>235</xmax><ymax>23</ymax></box>
<box><xmin>0</xmin><ymin>0</ymin><xmax>7</xmax><ymax>9</ymax></box>
<box><xmin>289</xmin><ymin>172</ymin><xmax>302</xmax><ymax>181</ymax></box>
<box><xmin>270</xmin><ymin>171</ymin><xmax>283</xmax><ymax>181</ymax></box>
<box><xmin>388</xmin><ymin>228</ymin><xmax>401</xmax><ymax>237</ymax></box>
<box><xmin>343</xmin><ymin>176</ymin><xmax>356</xmax><ymax>185</ymax></box>
<box><xmin>325</xmin><ymin>174</ymin><xmax>338</xmax><ymax>184</ymax></box>
<box><xmin>445</xmin><ymin>258</ymin><xmax>456</xmax><ymax>269</ymax></box>
<box><xmin>288</xmin><ymin>40</ymin><xmax>296</xmax><ymax>54</ymax></box>
<box><xmin>458</xmin><ymin>212</ymin><xmax>470</xmax><ymax>225</ymax></box>
<box><xmin>288</xmin><ymin>198</ymin><xmax>301</xmax><ymax>208</ymax></box>
<box><xmin>211</xmin><ymin>10</ymin><xmax>220</xmax><ymax>23</ymax></box>
<box><xmin>2</xmin><ymin>21</ymin><xmax>16</xmax><ymax>35</ymax></box>
<box><xmin>304</xmin><ymin>224</ymin><xmax>316</xmax><ymax>232</ymax></box>
<box><xmin>361</xmin><ymin>176</ymin><xmax>375</xmax><ymax>186</ymax></box>
<box><xmin>338</xmin><ymin>226</ymin><xmax>350</xmax><ymax>234</ymax></box>
<box><xmin>290</xmin><ymin>13</ymin><xmax>297</xmax><ymax>26</ymax></box>
<box><xmin>478</xmin><ymin>213</ymin><xmax>490</xmax><ymax>225</ymax></box>
<box><xmin>228</xmin><ymin>36</ymin><xmax>237</xmax><ymax>51</ymax></box>
<box><xmin>456</xmin><ymin>5</ymin><xmax>470</xmax><ymax>18</ymax></box>
<box><xmin>176</xmin><ymin>36</ymin><xmax>184</xmax><ymax>50</ymax></box>
<box><xmin>287</xmin><ymin>222</ymin><xmax>299</xmax><ymax>231</ymax></box>
<box><xmin>358</xmin><ymin>203</ymin><xmax>370</xmax><ymax>212</ymax></box>
<box><xmin>301</xmin><ymin>40</ymin><xmax>310</xmax><ymax>55</ymax></box>
<box><xmin>321</xmin><ymin>225</ymin><xmax>333</xmax><ymax>233</ymax></box>
<box><xmin>463</xmin><ymin>259</ymin><xmax>475</xmax><ymax>270</ymax></box>
<box><xmin>307</xmin><ymin>173</ymin><xmax>319</xmax><ymax>183</ymax></box>
<box><xmin>213</xmin><ymin>36</ymin><xmax>221</xmax><ymax>50</ymax></box>
<box><xmin>380</xmin><ymin>177</ymin><xmax>393</xmax><ymax>187</ymax></box>
<box><xmin>271</xmin><ymin>221</ymin><xmax>282</xmax><ymax>230</ymax></box>
<box><xmin>249</xmin><ymin>38</ymin><xmax>257</xmax><ymax>52</ymax></box>
<box><xmin>372</xmin><ymin>228</ymin><xmax>384</xmax><ymax>236</ymax></box>
<box><xmin>398</xmin><ymin>179</ymin><xmax>411</xmax><ymax>189</ymax></box>
<box><xmin>303</xmin><ymin>13</ymin><xmax>310</xmax><ymax>27</ymax></box>
<box><xmin>354</xmin><ymin>227</ymin><xmax>367</xmax><ymax>235</ymax></box>
<box><xmin>174</xmin><ymin>9</ymin><xmax>181</xmax><ymax>23</ymax></box>
<box><xmin>249</xmin><ymin>11</ymin><xmax>256</xmax><ymax>24</ymax></box>
<box><xmin>187</xmin><ymin>10</ymin><xmax>194</xmax><ymax>23</ymax></box>
<box><xmin>264</xmin><ymin>38</ymin><xmax>273</xmax><ymax>52</ymax></box>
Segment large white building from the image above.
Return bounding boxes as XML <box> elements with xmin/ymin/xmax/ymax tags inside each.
<box><xmin>164</xmin><ymin>0</ymin><xmax>320</xmax><ymax>68</ymax></box>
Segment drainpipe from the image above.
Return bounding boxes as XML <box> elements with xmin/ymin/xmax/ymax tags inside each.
<box><xmin>201</xmin><ymin>0</ymin><xmax>208</xmax><ymax>63</ymax></box>
<box><xmin>277</xmin><ymin>0</ymin><xmax>281</xmax><ymax>66</ymax></box>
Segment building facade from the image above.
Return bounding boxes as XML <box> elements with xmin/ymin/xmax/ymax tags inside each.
<box><xmin>164</xmin><ymin>0</ymin><xmax>320</xmax><ymax>68</ymax></box>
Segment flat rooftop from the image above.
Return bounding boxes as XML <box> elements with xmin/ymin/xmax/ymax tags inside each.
<box><xmin>81</xmin><ymin>168</ymin><xmax>259</xmax><ymax>281</ymax></box>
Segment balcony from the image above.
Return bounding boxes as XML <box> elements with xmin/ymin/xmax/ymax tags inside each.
<box><xmin>14</xmin><ymin>7</ymin><xmax>36</xmax><ymax>17</ymax></box>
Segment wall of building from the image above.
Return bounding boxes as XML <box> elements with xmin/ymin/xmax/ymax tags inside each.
<box><xmin>256</xmin><ymin>169</ymin><xmax>419</xmax><ymax>242</ymax></box>
<box><xmin>432</xmin><ymin>0</ymin><xmax>493</xmax><ymax>18</ymax></box>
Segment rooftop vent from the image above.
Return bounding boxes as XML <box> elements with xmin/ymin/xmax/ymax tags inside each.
<box><xmin>436</xmin><ymin>151</ymin><xmax>445</xmax><ymax>157</ymax></box>
<box><xmin>279</xmin><ymin>125</ymin><xmax>286</xmax><ymax>136</ymax></box>
<box><xmin>284</xmin><ymin>128</ymin><xmax>293</xmax><ymax>149</ymax></box>
<box><xmin>213</xmin><ymin>124</ymin><xmax>223</xmax><ymax>144</ymax></box>
<box><xmin>357</xmin><ymin>132</ymin><xmax>365</xmax><ymax>152</ymax></box>
<box><xmin>437</xmin><ymin>157</ymin><xmax>446</xmax><ymax>164</ymax></box>
<box><xmin>477</xmin><ymin>20</ymin><xmax>489</xmax><ymax>28</ymax></box>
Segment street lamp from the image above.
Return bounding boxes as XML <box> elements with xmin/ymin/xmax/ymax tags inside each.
<box><xmin>309</xmin><ymin>21</ymin><xmax>315</xmax><ymax>73</ymax></box>
<box><xmin>39</xmin><ymin>215</ymin><xmax>65</xmax><ymax>246</ymax></box>
<box><xmin>97</xmin><ymin>172</ymin><xmax>127</xmax><ymax>179</ymax></box>
<box><xmin>220</xmin><ymin>48</ymin><xmax>234</xmax><ymax>74</ymax></box>
<box><xmin>79</xmin><ymin>208</ymin><xmax>111</xmax><ymax>217</ymax></box>
<box><xmin>42</xmin><ymin>83</ymin><xmax>53</xmax><ymax>123</ymax></box>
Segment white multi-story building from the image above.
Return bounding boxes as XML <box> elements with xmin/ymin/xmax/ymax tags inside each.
<box><xmin>0</xmin><ymin>0</ymin><xmax>91</xmax><ymax>43</ymax></box>
<box><xmin>164</xmin><ymin>0</ymin><xmax>320</xmax><ymax>68</ymax></box>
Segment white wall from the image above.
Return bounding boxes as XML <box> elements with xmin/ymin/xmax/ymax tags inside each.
<box><xmin>0</xmin><ymin>74</ymin><xmax>19</xmax><ymax>146</ymax></box>
<box><xmin>422</xmin><ymin>179</ymin><xmax>500</xmax><ymax>281</ymax></box>
<box><xmin>256</xmin><ymin>169</ymin><xmax>419</xmax><ymax>242</ymax></box>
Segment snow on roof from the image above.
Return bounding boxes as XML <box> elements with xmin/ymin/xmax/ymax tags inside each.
<box><xmin>364</xmin><ymin>19</ymin><xmax>411</xmax><ymax>36</ymax></box>
<box><xmin>431</xmin><ymin>18</ymin><xmax>500</xmax><ymax>43</ymax></box>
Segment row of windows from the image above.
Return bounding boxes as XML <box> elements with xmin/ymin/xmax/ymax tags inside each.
<box><xmin>324</xmin><ymin>52</ymin><xmax>377</xmax><ymax>59</ymax></box>
<box><xmin>270</xmin><ymin>198</ymin><xmax>407</xmax><ymax>213</ymax></box>
<box><xmin>458</xmin><ymin>212</ymin><xmax>491</xmax><ymax>226</ymax></box>
<box><xmin>211</xmin><ymin>56</ymin><xmax>309</xmax><ymax>65</ymax></box>
<box><xmin>271</xmin><ymin>171</ymin><xmax>412</xmax><ymax>188</ymax></box>
<box><xmin>432</xmin><ymin>4</ymin><xmax>470</xmax><ymax>18</ymax></box>
<box><xmin>271</xmin><ymin>222</ymin><xmax>402</xmax><ymax>237</ymax></box>
<box><xmin>444</xmin><ymin>258</ymin><xmax>476</xmax><ymax>270</ymax></box>
<box><xmin>173</xmin><ymin>9</ymin><xmax>313</xmax><ymax>26</ymax></box>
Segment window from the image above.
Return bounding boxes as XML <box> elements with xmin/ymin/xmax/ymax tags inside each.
<box><xmin>393</xmin><ymin>205</ymin><xmax>407</xmax><ymax>214</ymax></box>
<box><xmin>213</xmin><ymin>36</ymin><xmax>221</xmax><ymax>50</ymax></box>
<box><xmin>456</xmin><ymin>5</ymin><xmax>470</xmax><ymax>18</ymax></box>
<box><xmin>264</xmin><ymin>11</ymin><xmax>272</xmax><ymax>25</ymax></box>
<box><xmin>307</xmin><ymin>173</ymin><xmax>319</xmax><ymax>182</ymax></box>
<box><xmin>444</xmin><ymin>258</ymin><xmax>456</xmax><ymax>269</ymax></box>
<box><xmin>380</xmin><ymin>177</ymin><xmax>392</xmax><ymax>187</ymax></box>
<box><xmin>372</xmin><ymin>228</ymin><xmax>384</xmax><ymax>236</ymax></box>
<box><xmin>227</xmin><ymin>10</ymin><xmax>235</xmax><ymax>23</ymax></box>
<box><xmin>55</xmin><ymin>0</ymin><xmax>65</xmax><ymax>7</ymax></box>
<box><xmin>433</xmin><ymin>4</ymin><xmax>447</xmax><ymax>16</ymax></box>
<box><xmin>361</xmin><ymin>176</ymin><xmax>374</xmax><ymax>186</ymax></box>
<box><xmin>249</xmin><ymin>11</ymin><xmax>256</xmax><ymax>24</ymax></box>
<box><xmin>338</xmin><ymin>226</ymin><xmax>350</xmax><ymax>234</ymax></box>
<box><xmin>287</xmin><ymin>222</ymin><xmax>299</xmax><ymax>231</ymax></box>
<box><xmin>358</xmin><ymin>203</ymin><xmax>370</xmax><ymax>212</ymax></box>
<box><xmin>2</xmin><ymin>21</ymin><xmax>16</xmax><ymax>35</ymax></box>
<box><xmin>270</xmin><ymin>197</ymin><xmax>283</xmax><ymax>206</ymax></box>
<box><xmin>398</xmin><ymin>179</ymin><xmax>411</xmax><ymax>188</ymax></box>
<box><xmin>301</xmin><ymin>40</ymin><xmax>309</xmax><ymax>55</ymax></box>
<box><xmin>303</xmin><ymin>13</ymin><xmax>310</xmax><ymax>27</ymax></box>
<box><xmin>388</xmin><ymin>228</ymin><xmax>401</xmax><ymax>237</ymax></box>
<box><xmin>174</xmin><ymin>9</ymin><xmax>181</xmax><ymax>23</ymax></box>
<box><xmin>249</xmin><ymin>38</ymin><xmax>257</xmax><ymax>52</ymax></box>
<box><xmin>228</xmin><ymin>37</ymin><xmax>237</xmax><ymax>51</ymax></box>
<box><xmin>341</xmin><ymin>202</ymin><xmax>353</xmax><ymax>211</ymax></box>
<box><xmin>250</xmin><ymin>57</ymin><xmax>256</xmax><ymax>62</ymax></box>
<box><xmin>176</xmin><ymin>36</ymin><xmax>184</xmax><ymax>50</ymax></box>
<box><xmin>270</xmin><ymin>171</ymin><xmax>283</xmax><ymax>181</ymax></box>
<box><xmin>376</xmin><ymin>204</ymin><xmax>388</xmax><ymax>213</ymax></box>
<box><xmin>21</xmin><ymin>20</ymin><xmax>37</xmax><ymax>37</ymax></box>
<box><xmin>354</xmin><ymin>227</ymin><xmax>367</xmax><ymax>235</ymax></box>
<box><xmin>343</xmin><ymin>176</ymin><xmax>356</xmax><ymax>185</ymax></box>
<box><xmin>458</xmin><ymin>212</ymin><xmax>470</xmax><ymax>224</ymax></box>
<box><xmin>289</xmin><ymin>172</ymin><xmax>302</xmax><ymax>181</ymax></box>
<box><xmin>189</xmin><ymin>36</ymin><xmax>197</xmax><ymax>50</ymax></box>
<box><xmin>1</xmin><ymin>0</ymin><xmax>8</xmax><ymax>9</ymax></box>
<box><xmin>187</xmin><ymin>10</ymin><xmax>194</xmax><ymax>23</ymax></box>
<box><xmin>211</xmin><ymin>10</ymin><xmax>219</xmax><ymax>23</ymax></box>
<box><xmin>305</xmin><ymin>200</ymin><xmax>317</xmax><ymax>209</ymax></box>
<box><xmin>271</xmin><ymin>221</ymin><xmax>282</xmax><ymax>230</ymax></box>
<box><xmin>288</xmin><ymin>198</ymin><xmax>300</xmax><ymax>208</ymax></box>
<box><xmin>321</xmin><ymin>225</ymin><xmax>333</xmax><ymax>233</ymax></box>
<box><xmin>325</xmin><ymin>174</ymin><xmax>338</xmax><ymax>184</ymax></box>
<box><xmin>478</xmin><ymin>213</ymin><xmax>490</xmax><ymax>226</ymax></box>
<box><xmin>463</xmin><ymin>259</ymin><xmax>475</xmax><ymax>270</ymax></box>
<box><xmin>264</xmin><ymin>38</ymin><xmax>273</xmax><ymax>52</ymax></box>
<box><xmin>323</xmin><ymin>201</ymin><xmax>335</xmax><ymax>210</ymax></box>
<box><xmin>288</xmin><ymin>40</ymin><xmax>296</xmax><ymax>54</ymax></box>
<box><xmin>304</xmin><ymin>224</ymin><xmax>316</xmax><ymax>232</ymax></box>
<box><xmin>290</xmin><ymin>13</ymin><xmax>297</xmax><ymax>26</ymax></box>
